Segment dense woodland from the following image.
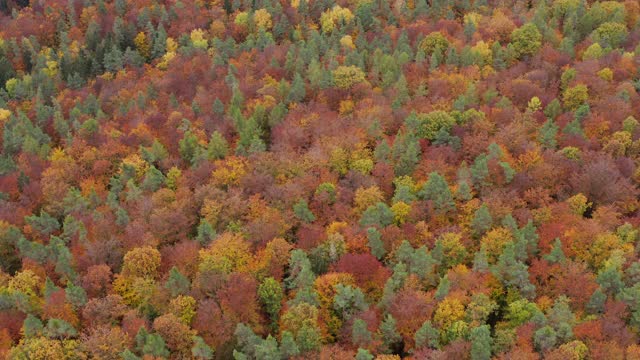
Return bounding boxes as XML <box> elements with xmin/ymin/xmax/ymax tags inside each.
<box><xmin>1</xmin><ymin>0</ymin><xmax>640</xmax><ymax>359</ymax></box>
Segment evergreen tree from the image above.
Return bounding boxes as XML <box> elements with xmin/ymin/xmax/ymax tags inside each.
<box><xmin>355</xmin><ymin>348</ymin><xmax>374</xmax><ymax>360</ymax></box>
<box><xmin>279</xmin><ymin>331</ymin><xmax>300</xmax><ymax>358</ymax></box>
<box><xmin>165</xmin><ymin>266</ymin><xmax>190</xmax><ymax>297</ymax></box>
<box><xmin>287</xmin><ymin>73</ymin><xmax>306</xmax><ymax>104</ymax></box>
<box><xmin>207</xmin><ymin>131</ymin><xmax>229</xmax><ymax>160</ymax></box>
<box><xmin>544</xmin><ymin>238</ymin><xmax>566</xmax><ymax>264</ymax></box>
<box><xmin>470</xmin><ymin>325</ymin><xmax>492</xmax><ymax>360</ymax></box>
<box><xmin>456</xmin><ymin>180</ymin><xmax>473</xmax><ymax>201</ymax></box>
<box><xmin>538</xmin><ymin>119</ymin><xmax>558</xmax><ymax>149</ymax></box>
<box><xmin>22</xmin><ymin>314</ymin><xmax>44</xmax><ymax>338</ymax></box>
<box><xmin>352</xmin><ymin>318</ymin><xmax>372</xmax><ymax>347</ymax></box>
<box><xmin>379</xmin><ymin>314</ymin><xmax>402</xmax><ymax>353</ymax></box>
<box><xmin>415</xmin><ymin>320</ymin><xmax>439</xmax><ymax>349</ymax></box>
<box><xmin>366</xmin><ymin>227</ymin><xmax>385</xmax><ymax>260</ymax></box>
<box><xmin>471</xmin><ymin>204</ymin><xmax>492</xmax><ymax>237</ymax></box>
<box><xmin>419</xmin><ymin>172</ymin><xmax>455</xmax><ymax>213</ymax></box>
<box><xmin>293</xmin><ymin>199</ymin><xmax>316</xmax><ymax>223</ymax></box>
<box><xmin>392</xmin><ymin>130</ymin><xmax>421</xmax><ymax>176</ymax></box>
<box><xmin>254</xmin><ymin>335</ymin><xmax>280</xmax><ymax>360</ymax></box>
<box><xmin>192</xmin><ymin>336</ymin><xmax>214</xmax><ymax>359</ymax></box>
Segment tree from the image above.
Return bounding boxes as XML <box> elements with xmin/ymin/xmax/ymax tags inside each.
<box><xmin>511</xmin><ymin>23</ymin><xmax>542</xmax><ymax>58</ymax></box>
<box><xmin>287</xmin><ymin>73</ymin><xmax>306</xmax><ymax>103</ymax></box>
<box><xmin>191</xmin><ymin>336</ymin><xmax>214</xmax><ymax>359</ymax></box>
<box><xmin>420</xmin><ymin>32</ymin><xmax>449</xmax><ymax>56</ymax></box>
<box><xmin>392</xmin><ymin>130</ymin><xmax>421</xmax><ymax>176</ymax></box>
<box><xmin>412</xmin><ymin>111</ymin><xmax>456</xmax><ymax>141</ymax></box>
<box><xmin>563</xmin><ymin>84</ymin><xmax>588</xmax><ymax>111</ymax></box>
<box><xmin>470</xmin><ymin>325</ymin><xmax>492</xmax><ymax>360</ymax></box>
<box><xmin>332</xmin><ymin>65</ymin><xmax>366</xmax><ymax>89</ymax></box>
<box><xmin>254</xmin><ymin>335</ymin><xmax>280</xmax><ymax>360</ymax></box>
<box><xmin>293</xmin><ymin>199</ymin><xmax>315</xmax><ymax>223</ymax></box>
<box><xmin>279</xmin><ymin>331</ymin><xmax>300</xmax><ymax>358</ymax></box>
<box><xmin>352</xmin><ymin>318</ymin><xmax>372</xmax><ymax>347</ymax></box>
<box><xmin>121</xmin><ymin>246</ymin><xmax>161</xmax><ymax>279</ymax></box>
<box><xmin>379</xmin><ymin>314</ymin><xmax>402</xmax><ymax>353</ymax></box>
<box><xmin>179</xmin><ymin>130</ymin><xmax>203</xmax><ymax>165</ymax></box>
<box><xmin>420</xmin><ymin>172</ymin><xmax>455</xmax><ymax>213</ymax></box>
<box><xmin>333</xmin><ymin>284</ymin><xmax>368</xmax><ymax>320</ymax></box>
<box><xmin>207</xmin><ymin>131</ymin><xmax>229</xmax><ymax>160</ymax></box>
<box><xmin>471</xmin><ymin>204</ymin><xmax>492</xmax><ymax>237</ymax></box>
<box><xmin>592</xmin><ymin>22</ymin><xmax>628</xmax><ymax>48</ymax></box>
<box><xmin>258</xmin><ymin>277</ymin><xmax>284</xmax><ymax>327</ymax></box>
<box><xmin>360</xmin><ymin>202</ymin><xmax>394</xmax><ymax>227</ymax></box>
<box><xmin>544</xmin><ymin>238</ymin><xmax>566</xmax><ymax>264</ymax></box>
<box><xmin>538</xmin><ymin>119</ymin><xmax>558</xmax><ymax>149</ymax></box>
<box><xmin>415</xmin><ymin>320</ymin><xmax>439</xmax><ymax>349</ymax></box>
<box><xmin>367</xmin><ymin>227</ymin><xmax>386</xmax><ymax>260</ymax></box>
<box><xmin>355</xmin><ymin>348</ymin><xmax>374</xmax><ymax>360</ymax></box>
<box><xmin>22</xmin><ymin>314</ymin><xmax>44</xmax><ymax>338</ymax></box>
<box><xmin>534</xmin><ymin>325</ymin><xmax>557</xmax><ymax>353</ymax></box>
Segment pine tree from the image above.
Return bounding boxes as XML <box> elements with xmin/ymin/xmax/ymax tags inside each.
<box><xmin>538</xmin><ymin>119</ymin><xmax>558</xmax><ymax>149</ymax></box>
<box><xmin>544</xmin><ymin>238</ymin><xmax>566</xmax><ymax>264</ymax></box>
<box><xmin>279</xmin><ymin>331</ymin><xmax>300</xmax><ymax>358</ymax></box>
<box><xmin>415</xmin><ymin>320</ymin><xmax>439</xmax><ymax>349</ymax></box>
<box><xmin>471</xmin><ymin>204</ymin><xmax>492</xmax><ymax>237</ymax></box>
<box><xmin>351</xmin><ymin>318</ymin><xmax>372</xmax><ymax>347</ymax></box>
<box><xmin>470</xmin><ymin>325</ymin><xmax>492</xmax><ymax>360</ymax></box>
<box><xmin>207</xmin><ymin>131</ymin><xmax>229</xmax><ymax>160</ymax></box>
<box><xmin>355</xmin><ymin>348</ymin><xmax>374</xmax><ymax>360</ymax></box>
<box><xmin>456</xmin><ymin>180</ymin><xmax>473</xmax><ymax>201</ymax></box>
<box><xmin>165</xmin><ymin>266</ymin><xmax>190</xmax><ymax>297</ymax></box>
<box><xmin>254</xmin><ymin>335</ymin><xmax>280</xmax><ymax>360</ymax></box>
<box><xmin>379</xmin><ymin>314</ymin><xmax>402</xmax><ymax>353</ymax></box>
<box><xmin>22</xmin><ymin>314</ymin><xmax>44</xmax><ymax>338</ymax></box>
<box><xmin>293</xmin><ymin>199</ymin><xmax>316</xmax><ymax>223</ymax></box>
<box><xmin>287</xmin><ymin>72</ymin><xmax>306</xmax><ymax>104</ymax></box>
<box><xmin>392</xmin><ymin>130</ymin><xmax>421</xmax><ymax>176</ymax></box>
<box><xmin>420</xmin><ymin>172</ymin><xmax>455</xmax><ymax>213</ymax></box>
<box><xmin>192</xmin><ymin>336</ymin><xmax>214</xmax><ymax>359</ymax></box>
<box><xmin>366</xmin><ymin>227</ymin><xmax>385</xmax><ymax>260</ymax></box>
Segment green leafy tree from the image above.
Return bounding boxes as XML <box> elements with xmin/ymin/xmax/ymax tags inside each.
<box><xmin>592</xmin><ymin>22</ymin><xmax>628</xmax><ymax>48</ymax></box>
<box><xmin>258</xmin><ymin>277</ymin><xmax>284</xmax><ymax>327</ymax></box>
<box><xmin>22</xmin><ymin>314</ymin><xmax>44</xmax><ymax>338</ymax></box>
<box><xmin>511</xmin><ymin>23</ymin><xmax>542</xmax><ymax>58</ymax></box>
<box><xmin>254</xmin><ymin>335</ymin><xmax>280</xmax><ymax>360</ymax></box>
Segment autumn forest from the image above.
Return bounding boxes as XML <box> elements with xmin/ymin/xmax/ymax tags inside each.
<box><xmin>1</xmin><ymin>0</ymin><xmax>640</xmax><ymax>359</ymax></box>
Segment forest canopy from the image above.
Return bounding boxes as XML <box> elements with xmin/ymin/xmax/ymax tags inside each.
<box><xmin>1</xmin><ymin>0</ymin><xmax>640</xmax><ymax>359</ymax></box>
